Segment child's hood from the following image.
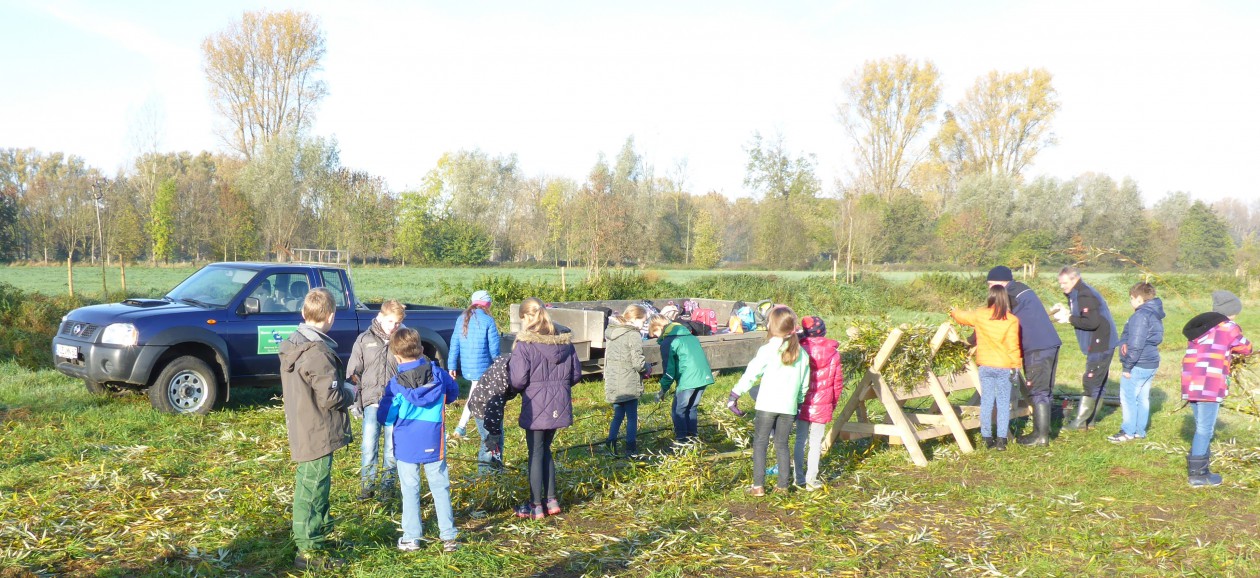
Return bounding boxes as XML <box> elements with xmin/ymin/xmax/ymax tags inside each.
<box><xmin>392</xmin><ymin>358</ymin><xmax>446</xmax><ymax>407</ymax></box>
<box><xmin>1139</xmin><ymin>297</ymin><xmax>1166</xmax><ymax>320</ymax></box>
<box><xmin>605</xmin><ymin>323</ymin><xmax>639</xmax><ymax>341</ymax></box>
<box><xmin>1183</xmin><ymin>312</ymin><xmax>1230</xmax><ymax>342</ymax></box>
<box><xmin>802</xmin><ymin>336</ymin><xmax>840</xmax><ymax>365</ymax></box>
<box><xmin>515</xmin><ymin>330</ymin><xmax>575</xmax><ymax>364</ymax></box>
<box><xmin>278</xmin><ymin>324</ymin><xmax>337</xmax><ymax>373</ymax></box>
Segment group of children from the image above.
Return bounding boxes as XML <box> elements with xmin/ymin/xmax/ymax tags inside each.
<box><xmin>277</xmin><ymin>277</ymin><xmax>1250</xmax><ymax>569</ymax></box>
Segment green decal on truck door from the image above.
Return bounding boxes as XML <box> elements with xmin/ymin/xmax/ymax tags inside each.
<box><xmin>258</xmin><ymin>325</ymin><xmax>299</xmax><ymax>354</ymax></box>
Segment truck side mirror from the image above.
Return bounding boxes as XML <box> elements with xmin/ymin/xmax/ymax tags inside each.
<box><xmin>242</xmin><ymin>297</ymin><xmax>261</xmax><ymax>315</ymax></box>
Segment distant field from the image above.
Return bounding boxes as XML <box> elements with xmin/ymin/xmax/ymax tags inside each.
<box><xmin>1</xmin><ymin>264</ymin><xmax>842</xmax><ymax>302</ymax></box>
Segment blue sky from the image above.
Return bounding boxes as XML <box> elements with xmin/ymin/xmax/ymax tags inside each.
<box><xmin>2</xmin><ymin>0</ymin><xmax>1256</xmax><ymax>204</ymax></box>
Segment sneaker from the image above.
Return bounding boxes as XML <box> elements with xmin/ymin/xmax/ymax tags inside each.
<box><xmin>514</xmin><ymin>503</ymin><xmax>545</xmax><ymax>520</ymax></box>
<box><xmin>397</xmin><ymin>537</ymin><xmax>426</xmax><ymax>552</ymax></box>
<box><xmin>1107</xmin><ymin>432</ymin><xmax>1134</xmax><ymax>444</ymax></box>
<box><xmin>994</xmin><ymin>437</ymin><xmax>1007</xmax><ymax>451</ymax></box>
<box><xmin>544</xmin><ymin>498</ymin><xmax>562</xmax><ymax>516</ymax></box>
<box><xmin>294</xmin><ymin>552</ymin><xmax>346</xmax><ymax>570</ymax></box>
<box><xmin>748</xmin><ymin>485</ymin><xmax>766</xmax><ymax>497</ymax></box>
<box><xmin>442</xmin><ymin>540</ymin><xmax>459</xmax><ymax>553</ymax></box>
<box><xmin>804</xmin><ymin>481</ymin><xmax>825</xmax><ymax>492</ymax></box>
<box><xmin>358</xmin><ymin>485</ymin><xmax>375</xmax><ymax>500</ymax></box>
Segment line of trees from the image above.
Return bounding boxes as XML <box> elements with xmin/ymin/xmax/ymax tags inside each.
<box><xmin>1</xmin><ymin>12</ymin><xmax>1257</xmax><ymax>281</ymax></box>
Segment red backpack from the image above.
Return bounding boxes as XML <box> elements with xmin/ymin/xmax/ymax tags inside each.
<box><xmin>690</xmin><ymin>308</ymin><xmax>718</xmax><ymax>332</ymax></box>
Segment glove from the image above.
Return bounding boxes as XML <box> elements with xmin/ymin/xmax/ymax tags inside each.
<box><xmin>727</xmin><ymin>392</ymin><xmax>745</xmax><ymax>417</ymax></box>
<box><xmin>484</xmin><ymin>435</ymin><xmax>500</xmax><ymax>454</ymax></box>
<box><xmin>654</xmin><ymin>390</ymin><xmax>666</xmax><ymax>403</ymax></box>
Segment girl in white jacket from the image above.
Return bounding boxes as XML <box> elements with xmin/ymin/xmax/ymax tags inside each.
<box><xmin>728</xmin><ymin>306</ymin><xmax>810</xmax><ymax>495</ymax></box>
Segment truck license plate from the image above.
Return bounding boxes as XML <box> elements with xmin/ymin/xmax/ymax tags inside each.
<box><xmin>55</xmin><ymin>344</ymin><xmax>79</xmax><ymax>360</ymax></box>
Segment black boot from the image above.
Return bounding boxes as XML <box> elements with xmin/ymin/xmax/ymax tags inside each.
<box><xmin>983</xmin><ymin>436</ymin><xmax>996</xmax><ymax>449</ymax></box>
<box><xmin>1017</xmin><ymin>401</ymin><xmax>1051</xmax><ymax>446</ymax></box>
<box><xmin>1187</xmin><ymin>454</ymin><xmax>1223</xmax><ymax>487</ymax></box>
<box><xmin>625</xmin><ymin>440</ymin><xmax>638</xmax><ymax>458</ymax></box>
<box><xmin>1063</xmin><ymin>396</ymin><xmax>1098</xmax><ymax>431</ymax></box>
<box><xmin>994</xmin><ymin>437</ymin><xmax>1007</xmax><ymax>451</ymax></box>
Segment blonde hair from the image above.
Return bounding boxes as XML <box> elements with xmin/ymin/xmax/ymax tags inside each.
<box><xmin>302</xmin><ymin>287</ymin><xmax>336</xmax><ymax>324</ymax></box>
<box><xmin>618</xmin><ymin>304</ymin><xmax>648</xmax><ymax>326</ymax></box>
<box><xmin>519</xmin><ymin>297</ymin><xmax>555</xmax><ymax>335</ymax></box>
<box><xmin>766</xmin><ymin>306</ymin><xmax>800</xmax><ymax>366</ymax></box>
<box><xmin>389</xmin><ymin>327</ymin><xmax>423</xmax><ymax>360</ymax></box>
<box><xmin>646</xmin><ymin>314</ymin><xmax>670</xmax><ymax>338</ymax></box>
<box><xmin>380</xmin><ymin>299</ymin><xmax>406</xmax><ymax>319</ymax></box>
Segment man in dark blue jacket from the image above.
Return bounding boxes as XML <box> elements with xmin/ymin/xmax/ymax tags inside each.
<box><xmin>986</xmin><ymin>266</ymin><xmax>1062</xmax><ymax>446</ymax></box>
<box><xmin>1052</xmin><ymin>266</ymin><xmax>1118</xmax><ymax>431</ymax></box>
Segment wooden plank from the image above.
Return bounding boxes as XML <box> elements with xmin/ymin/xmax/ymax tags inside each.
<box><xmin>823</xmin><ymin>373</ymin><xmax>875</xmax><ymax>451</ymax></box>
<box><xmin>877</xmin><ymin>376</ymin><xmax>928</xmax><ymax>466</ymax></box>
<box><xmin>837</xmin><ymin>422</ymin><xmax>902</xmax><ymax>436</ymax></box>
<box><xmin>927</xmin><ymin>368</ymin><xmax>975</xmax><ymax>453</ymax></box>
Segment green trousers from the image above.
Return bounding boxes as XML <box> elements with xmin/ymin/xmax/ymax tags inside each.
<box><xmin>293</xmin><ymin>453</ymin><xmax>334</xmax><ymax>552</ymax></box>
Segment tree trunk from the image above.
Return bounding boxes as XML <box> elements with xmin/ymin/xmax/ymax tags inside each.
<box><xmin>120</xmin><ymin>256</ymin><xmax>128</xmax><ymax>295</ymax></box>
<box><xmin>66</xmin><ymin>253</ymin><xmax>75</xmax><ymax>297</ymax></box>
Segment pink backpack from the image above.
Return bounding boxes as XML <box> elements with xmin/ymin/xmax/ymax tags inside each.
<box><xmin>691</xmin><ymin>308</ymin><xmax>718</xmax><ymax>332</ymax></box>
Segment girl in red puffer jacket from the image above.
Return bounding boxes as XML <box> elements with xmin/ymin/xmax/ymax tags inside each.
<box><xmin>794</xmin><ymin>316</ymin><xmax>843</xmax><ymax>491</ymax></box>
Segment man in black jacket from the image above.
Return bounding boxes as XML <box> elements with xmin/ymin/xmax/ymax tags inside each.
<box><xmin>986</xmin><ymin>266</ymin><xmax>1062</xmax><ymax>445</ymax></box>
<box><xmin>1052</xmin><ymin>266</ymin><xmax>1118</xmax><ymax>431</ymax></box>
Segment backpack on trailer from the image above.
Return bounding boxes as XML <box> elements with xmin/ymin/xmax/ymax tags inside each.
<box><xmin>467</xmin><ymin>353</ymin><xmax>516</xmax><ymax>437</ymax></box>
<box><xmin>729</xmin><ymin>301</ymin><xmax>756</xmax><ymax>332</ymax></box>
<box><xmin>679</xmin><ymin>319</ymin><xmax>713</xmax><ymax>336</ymax></box>
<box><xmin>690</xmin><ymin>307</ymin><xmax>718</xmax><ymax>332</ymax></box>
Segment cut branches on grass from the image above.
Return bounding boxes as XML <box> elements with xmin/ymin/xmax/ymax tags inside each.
<box><xmin>840</xmin><ymin>318</ymin><xmax>971</xmax><ymax>394</ymax></box>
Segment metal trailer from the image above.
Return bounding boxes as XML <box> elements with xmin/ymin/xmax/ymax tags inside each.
<box><xmin>504</xmin><ymin>298</ymin><xmax>768</xmax><ymax>375</ymax></box>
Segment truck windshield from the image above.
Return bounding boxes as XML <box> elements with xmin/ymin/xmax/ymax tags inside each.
<box><xmin>166</xmin><ymin>266</ymin><xmax>259</xmax><ymax>308</ymax></box>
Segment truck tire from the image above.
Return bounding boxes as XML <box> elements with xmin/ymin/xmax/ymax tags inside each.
<box><xmin>149</xmin><ymin>356</ymin><xmax>219</xmax><ymax>415</ymax></box>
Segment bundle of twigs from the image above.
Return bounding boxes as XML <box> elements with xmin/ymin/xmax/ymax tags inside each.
<box><xmin>840</xmin><ymin>318</ymin><xmax>971</xmax><ymax>394</ymax></box>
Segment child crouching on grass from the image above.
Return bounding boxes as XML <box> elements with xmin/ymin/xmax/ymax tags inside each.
<box><xmin>728</xmin><ymin>306</ymin><xmax>809</xmax><ymax>496</ymax></box>
<box><xmin>378</xmin><ymin>327</ymin><xmax>460</xmax><ymax>552</ymax></box>
<box><xmin>1180</xmin><ymin>290</ymin><xmax>1252</xmax><ymax>487</ymax></box>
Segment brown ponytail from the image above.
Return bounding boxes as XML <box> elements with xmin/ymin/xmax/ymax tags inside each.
<box><xmin>461</xmin><ymin>303</ymin><xmax>490</xmax><ymax>336</ymax></box>
<box><xmin>766</xmin><ymin>306</ymin><xmax>801</xmax><ymax>365</ymax></box>
<box><xmin>987</xmin><ymin>285</ymin><xmax>1010</xmax><ymax>320</ymax></box>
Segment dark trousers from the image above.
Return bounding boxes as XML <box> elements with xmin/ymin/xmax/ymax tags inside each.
<box><xmin>608</xmin><ymin>399</ymin><xmax>638</xmax><ymax>447</ymax></box>
<box><xmin>671</xmin><ymin>387</ymin><xmax>706</xmax><ymax>441</ymax></box>
<box><xmin>1083</xmin><ymin>350</ymin><xmax>1114</xmax><ymax>399</ymax></box>
<box><xmin>1023</xmin><ymin>347</ymin><xmax>1060</xmax><ymax>404</ymax></box>
<box><xmin>525</xmin><ymin>429</ymin><xmax>557</xmax><ymax>505</ymax></box>
<box><xmin>753</xmin><ymin>411</ymin><xmax>795</xmax><ymax>489</ymax></box>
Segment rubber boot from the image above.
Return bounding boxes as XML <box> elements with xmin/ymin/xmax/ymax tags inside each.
<box><xmin>994</xmin><ymin>437</ymin><xmax>1007</xmax><ymax>451</ymax></box>
<box><xmin>1017</xmin><ymin>401</ymin><xmax>1051</xmax><ymax>446</ymax></box>
<box><xmin>1187</xmin><ymin>454</ymin><xmax>1222</xmax><ymax>487</ymax></box>
<box><xmin>1062</xmin><ymin>396</ymin><xmax>1098</xmax><ymax>431</ymax></box>
<box><xmin>983</xmin><ymin>437</ymin><xmax>996</xmax><ymax>449</ymax></box>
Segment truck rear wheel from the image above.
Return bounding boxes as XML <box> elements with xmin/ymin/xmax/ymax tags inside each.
<box><xmin>149</xmin><ymin>356</ymin><xmax>219</xmax><ymax>415</ymax></box>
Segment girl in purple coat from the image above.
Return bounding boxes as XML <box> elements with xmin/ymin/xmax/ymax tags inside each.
<box><xmin>508</xmin><ymin>297</ymin><xmax>582</xmax><ymax>519</ymax></box>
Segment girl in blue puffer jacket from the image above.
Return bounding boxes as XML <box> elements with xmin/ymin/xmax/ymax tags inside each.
<box><xmin>449</xmin><ymin>290</ymin><xmax>502</xmax><ymax>474</ymax></box>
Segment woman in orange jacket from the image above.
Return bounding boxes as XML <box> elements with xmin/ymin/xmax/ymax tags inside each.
<box><xmin>950</xmin><ymin>285</ymin><xmax>1022</xmax><ymax>450</ymax></box>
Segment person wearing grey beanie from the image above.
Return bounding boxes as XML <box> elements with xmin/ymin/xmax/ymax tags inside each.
<box><xmin>1211</xmin><ymin>290</ymin><xmax>1243</xmax><ymax>317</ymax></box>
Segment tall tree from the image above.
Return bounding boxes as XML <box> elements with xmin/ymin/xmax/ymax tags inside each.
<box><xmin>237</xmin><ymin>132</ymin><xmax>338</xmax><ymax>257</ymax></box>
<box><xmin>690</xmin><ymin>209</ymin><xmax>721</xmax><ymax>269</ymax></box>
<box><xmin>951</xmin><ymin>68</ymin><xmax>1059</xmax><ymax>177</ymax></box>
<box><xmin>203</xmin><ymin>10</ymin><xmax>328</xmax><ymax>159</ymax></box>
<box><xmin>1178</xmin><ymin>201</ymin><xmax>1233</xmax><ymax>269</ymax></box>
<box><xmin>743</xmin><ymin>133</ymin><xmax>821</xmax><ymax>268</ymax></box>
<box><xmin>1075</xmin><ymin>174</ymin><xmax>1148</xmax><ymax>262</ymax></box>
<box><xmin>149</xmin><ymin>178</ymin><xmax>177</xmax><ymax>264</ymax></box>
<box><xmin>839</xmin><ymin>55</ymin><xmax>942</xmax><ymax>200</ymax></box>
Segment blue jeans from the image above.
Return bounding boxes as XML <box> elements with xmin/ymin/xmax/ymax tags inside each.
<box><xmin>609</xmin><ymin>400</ymin><xmax>638</xmax><ymax>447</ymax></box>
<box><xmin>671</xmin><ymin>387</ymin><xmax>706</xmax><ymax>441</ymax></box>
<box><xmin>360</xmin><ymin>404</ymin><xmax>396</xmax><ymax>490</ymax></box>
<box><xmin>397</xmin><ymin>459</ymin><xmax>458</xmax><ymax>542</ymax></box>
<box><xmin>979</xmin><ymin>366</ymin><xmax>1014</xmax><ymax>438</ymax></box>
<box><xmin>1119</xmin><ymin>366</ymin><xmax>1157</xmax><ymax>437</ymax></box>
<box><xmin>476</xmin><ymin>417</ymin><xmax>503</xmax><ymax>474</ymax></box>
<box><xmin>1190</xmin><ymin>401</ymin><xmax>1220</xmax><ymax>457</ymax></box>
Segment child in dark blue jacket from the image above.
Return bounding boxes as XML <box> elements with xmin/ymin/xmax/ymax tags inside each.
<box><xmin>1110</xmin><ymin>282</ymin><xmax>1164</xmax><ymax>443</ymax></box>
<box><xmin>379</xmin><ymin>328</ymin><xmax>461</xmax><ymax>553</ymax></box>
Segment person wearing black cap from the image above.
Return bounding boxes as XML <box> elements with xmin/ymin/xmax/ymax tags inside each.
<box><xmin>1051</xmin><ymin>266</ymin><xmax>1119</xmax><ymax>432</ymax></box>
<box><xmin>986</xmin><ymin>265</ymin><xmax>1062</xmax><ymax>445</ymax></box>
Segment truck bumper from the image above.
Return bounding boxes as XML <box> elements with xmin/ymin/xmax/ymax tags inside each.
<box><xmin>51</xmin><ymin>336</ymin><xmax>160</xmax><ymax>387</ymax></box>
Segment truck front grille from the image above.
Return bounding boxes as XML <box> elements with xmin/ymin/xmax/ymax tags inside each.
<box><xmin>60</xmin><ymin>321</ymin><xmax>100</xmax><ymax>338</ymax></box>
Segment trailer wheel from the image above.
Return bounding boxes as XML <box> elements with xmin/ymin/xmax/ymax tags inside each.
<box><xmin>149</xmin><ymin>356</ymin><xmax>219</xmax><ymax>415</ymax></box>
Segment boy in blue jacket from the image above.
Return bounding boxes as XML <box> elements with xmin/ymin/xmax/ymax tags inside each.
<box><xmin>1110</xmin><ymin>282</ymin><xmax>1164</xmax><ymax>443</ymax></box>
<box><xmin>378</xmin><ymin>328</ymin><xmax>460</xmax><ymax>553</ymax></box>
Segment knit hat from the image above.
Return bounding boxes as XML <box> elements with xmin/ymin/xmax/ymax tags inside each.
<box><xmin>1211</xmin><ymin>290</ymin><xmax>1242</xmax><ymax>317</ymax></box>
<box><xmin>801</xmin><ymin>315</ymin><xmax>827</xmax><ymax>338</ymax></box>
<box><xmin>986</xmin><ymin>266</ymin><xmax>1014</xmax><ymax>282</ymax></box>
<box><xmin>470</xmin><ymin>290</ymin><xmax>492</xmax><ymax>306</ymax></box>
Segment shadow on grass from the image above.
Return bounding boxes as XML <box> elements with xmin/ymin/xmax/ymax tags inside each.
<box><xmin>220</xmin><ymin>381</ymin><xmax>284</xmax><ymax>412</ymax></box>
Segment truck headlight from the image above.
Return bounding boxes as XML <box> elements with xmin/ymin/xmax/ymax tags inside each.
<box><xmin>100</xmin><ymin>323</ymin><xmax>139</xmax><ymax>346</ymax></box>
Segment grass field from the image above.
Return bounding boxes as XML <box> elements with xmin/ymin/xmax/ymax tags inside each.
<box><xmin>2</xmin><ymin>269</ymin><xmax>1259</xmax><ymax>576</ymax></box>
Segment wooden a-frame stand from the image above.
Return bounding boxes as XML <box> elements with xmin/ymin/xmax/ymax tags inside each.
<box><xmin>821</xmin><ymin>321</ymin><xmax>1032</xmax><ymax>467</ymax></box>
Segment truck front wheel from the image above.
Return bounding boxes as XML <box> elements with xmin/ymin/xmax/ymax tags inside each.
<box><xmin>149</xmin><ymin>356</ymin><xmax>219</xmax><ymax>415</ymax></box>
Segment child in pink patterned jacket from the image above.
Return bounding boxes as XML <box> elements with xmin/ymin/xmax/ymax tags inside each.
<box><xmin>1180</xmin><ymin>290</ymin><xmax>1252</xmax><ymax>487</ymax></box>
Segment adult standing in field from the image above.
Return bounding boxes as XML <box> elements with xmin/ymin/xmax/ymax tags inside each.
<box><xmin>448</xmin><ymin>290</ymin><xmax>503</xmax><ymax>475</ymax></box>
<box><xmin>1051</xmin><ymin>266</ymin><xmax>1118</xmax><ymax>431</ymax></box>
<box><xmin>985</xmin><ymin>266</ymin><xmax>1063</xmax><ymax>446</ymax></box>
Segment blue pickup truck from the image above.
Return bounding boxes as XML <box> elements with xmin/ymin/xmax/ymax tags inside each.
<box><xmin>51</xmin><ymin>262</ymin><xmax>462</xmax><ymax>415</ymax></box>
